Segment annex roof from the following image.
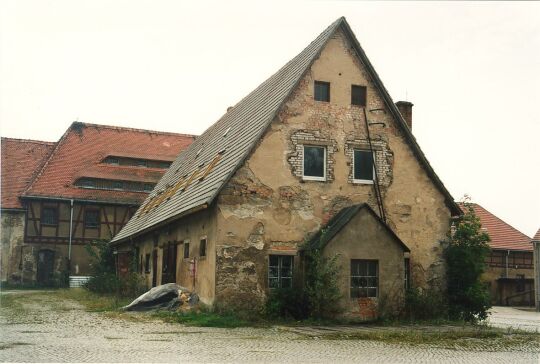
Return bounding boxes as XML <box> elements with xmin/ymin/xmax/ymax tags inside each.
<box><xmin>532</xmin><ymin>229</ymin><xmax>540</xmax><ymax>243</ymax></box>
<box><xmin>112</xmin><ymin>16</ymin><xmax>460</xmax><ymax>243</ymax></box>
<box><xmin>306</xmin><ymin>203</ymin><xmax>410</xmax><ymax>252</ymax></box>
<box><xmin>22</xmin><ymin>122</ymin><xmax>195</xmax><ymax>205</ymax></box>
<box><xmin>1</xmin><ymin>138</ymin><xmax>56</xmax><ymax>209</ymax></box>
<box><xmin>464</xmin><ymin>203</ymin><xmax>532</xmax><ymax>252</ymax></box>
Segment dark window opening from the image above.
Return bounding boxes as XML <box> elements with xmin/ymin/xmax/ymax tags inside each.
<box><xmin>41</xmin><ymin>207</ymin><xmax>58</xmax><ymax>226</ymax></box>
<box><xmin>353</xmin><ymin>150</ymin><xmax>374</xmax><ymax>182</ymax></box>
<box><xmin>112</xmin><ymin>181</ymin><xmax>123</xmax><ymax>190</ymax></box>
<box><xmin>184</xmin><ymin>241</ymin><xmax>190</xmax><ymax>259</ymax></box>
<box><xmin>351</xmin><ymin>259</ymin><xmax>378</xmax><ymax>298</ymax></box>
<box><xmin>199</xmin><ymin>238</ymin><xmax>207</xmax><ymax>257</ymax></box>
<box><xmin>351</xmin><ymin>85</ymin><xmax>367</xmax><ymax>106</ymax></box>
<box><xmin>268</xmin><ymin>255</ymin><xmax>293</xmax><ymax>289</ymax></box>
<box><xmin>144</xmin><ymin>183</ymin><xmax>154</xmax><ymax>192</ymax></box>
<box><xmin>314</xmin><ymin>81</ymin><xmax>330</xmax><ymax>102</ymax></box>
<box><xmin>516</xmin><ymin>274</ymin><xmax>526</xmax><ymax>292</ymax></box>
<box><xmin>404</xmin><ymin>258</ymin><xmax>411</xmax><ymax>290</ymax></box>
<box><xmin>84</xmin><ymin>209</ymin><xmax>100</xmax><ymax>228</ymax></box>
<box><xmin>144</xmin><ymin>254</ymin><xmax>151</xmax><ymax>273</ymax></box>
<box><xmin>136</xmin><ymin>160</ymin><xmax>148</xmax><ymax>167</ymax></box>
<box><xmin>303</xmin><ymin>145</ymin><xmax>326</xmax><ymax>180</ymax></box>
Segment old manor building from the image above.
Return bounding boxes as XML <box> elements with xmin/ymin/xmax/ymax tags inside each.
<box><xmin>1</xmin><ymin>122</ymin><xmax>194</xmax><ymax>285</ymax></box>
<box><xmin>112</xmin><ymin>17</ymin><xmax>460</xmax><ymax>318</ymax></box>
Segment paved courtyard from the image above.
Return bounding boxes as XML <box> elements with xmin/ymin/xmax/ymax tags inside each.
<box><xmin>0</xmin><ymin>290</ymin><xmax>539</xmax><ymax>363</ymax></box>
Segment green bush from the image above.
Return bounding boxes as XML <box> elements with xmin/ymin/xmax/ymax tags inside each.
<box><xmin>84</xmin><ymin>240</ymin><xmax>145</xmax><ymax>297</ymax></box>
<box><xmin>402</xmin><ymin>288</ymin><xmax>448</xmax><ymax>321</ymax></box>
<box><xmin>445</xmin><ymin>200</ymin><xmax>491</xmax><ymax>322</ymax></box>
<box><xmin>264</xmin><ymin>288</ymin><xmax>309</xmax><ymax>320</ymax></box>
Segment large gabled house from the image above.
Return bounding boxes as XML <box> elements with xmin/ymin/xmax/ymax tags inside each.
<box><xmin>1</xmin><ymin>122</ymin><xmax>194</xmax><ymax>286</ymax></box>
<box><xmin>112</xmin><ymin>17</ymin><xmax>460</xmax><ymax>318</ymax></box>
<box><xmin>467</xmin><ymin>203</ymin><xmax>534</xmax><ymax>306</ymax></box>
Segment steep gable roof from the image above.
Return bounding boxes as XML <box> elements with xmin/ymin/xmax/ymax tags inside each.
<box><xmin>1</xmin><ymin>138</ymin><xmax>56</xmax><ymax>209</ymax></box>
<box><xmin>112</xmin><ymin>17</ymin><xmax>460</xmax><ymax>243</ymax></box>
<box><xmin>464</xmin><ymin>203</ymin><xmax>532</xmax><ymax>252</ymax></box>
<box><xmin>23</xmin><ymin>122</ymin><xmax>195</xmax><ymax>205</ymax></box>
<box><xmin>306</xmin><ymin>203</ymin><xmax>410</xmax><ymax>252</ymax></box>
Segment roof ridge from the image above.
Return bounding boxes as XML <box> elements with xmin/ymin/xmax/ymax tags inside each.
<box><xmin>73</xmin><ymin>122</ymin><xmax>197</xmax><ymax>138</ymax></box>
<box><xmin>470</xmin><ymin>203</ymin><xmax>531</xmax><ymax>240</ymax></box>
<box><xmin>1</xmin><ymin>137</ymin><xmax>56</xmax><ymax>145</ymax></box>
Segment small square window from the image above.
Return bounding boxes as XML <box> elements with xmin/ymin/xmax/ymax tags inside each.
<box><xmin>314</xmin><ymin>81</ymin><xmax>330</xmax><ymax>102</ymax></box>
<box><xmin>80</xmin><ymin>179</ymin><xmax>96</xmax><ymax>188</ymax></box>
<box><xmin>112</xmin><ymin>181</ymin><xmax>123</xmax><ymax>190</ymax></box>
<box><xmin>351</xmin><ymin>259</ymin><xmax>378</xmax><ymax>298</ymax></box>
<box><xmin>84</xmin><ymin>210</ymin><xmax>100</xmax><ymax>228</ymax></box>
<box><xmin>183</xmin><ymin>241</ymin><xmax>190</xmax><ymax>259</ymax></box>
<box><xmin>268</xmin><ymin>255</ymin><xmax>293</xmax><ymax>289</ymax></box>
<box><xmin>303</xmin><ymin>145</ymin><xmax>326</xmax><ymax>181</ymax></box>
<box><xmin>107</xmin><ymin>157</ymin><xmax>120</xmax><ymax>165</ymax></box>
<box><xmin>199</xmin><ymin>238</ymin><xmax>207</xmax><ymax>257</ymax></box>
<box><xmin>353</xmin><ymin>150</ymin><xmax>374</xmax><ymax>183</ymax></box>
<box><xmin>351</xmin><ymin>85</ymin><xmax>367</xmax><ymax>106</ymax></box>
<box><xmin>136</xmin><ymin>160</ymin><xmax>148</xmax><ymax>167</ymax></box>
<box><xmin>41</xmin><ymin>207</ymin><xmax>58</xmax><ymax>226</ymax></box>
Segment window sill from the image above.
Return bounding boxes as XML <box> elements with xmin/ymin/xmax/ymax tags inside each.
<box><xmin>302</xmin><ymin>176</ymin><xmax>326</xmax><ymax>182</ymax></box>
<box><xmin>353</xmin><ymin>179</ymin><xmax>374</xmax><ymax>185</ymax></box>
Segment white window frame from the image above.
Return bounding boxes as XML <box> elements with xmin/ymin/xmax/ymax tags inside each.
<box><xmin>302</xmin><ymin>145</ymin><xmax>326</xmax><ymax>181</ymax></box>
<box><xmin>353</xmin><ymin>149</ymin><xmax>375</xmax><ymax>185</ymax></box>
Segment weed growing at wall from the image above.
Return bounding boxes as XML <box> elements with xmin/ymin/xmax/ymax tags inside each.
<box><xmin>84</xmin><ymin>240</ymin><xmax>145</xmax><ymax>297</ymax></box>
<box><xmin>445</xmin><ymin>200</ymin><xmax>491</xmax><ymax>322</ymax></box>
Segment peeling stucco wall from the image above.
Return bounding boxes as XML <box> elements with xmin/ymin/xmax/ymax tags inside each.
<box><xmin>213</xmin><ymin>29</ymin><xmax>451</xmax><ymax>310</ymax></box>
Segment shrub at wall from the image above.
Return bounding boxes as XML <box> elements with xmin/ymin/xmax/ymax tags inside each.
<box><xmin>445</xmin><ymin>202</ymin><xmax>491</xmax><ymax>322</ymax></box>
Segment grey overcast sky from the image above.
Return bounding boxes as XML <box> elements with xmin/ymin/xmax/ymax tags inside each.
<box><xmin>1</xmin><ymin>1</ymin><xmax>539</xmax><ymax>236</ymax></box>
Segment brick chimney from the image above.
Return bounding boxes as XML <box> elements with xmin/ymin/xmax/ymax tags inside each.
<box><xmin>396</xmin><ymin>101</ymin><xmax>413</xmax><ymax>130</ymax></box>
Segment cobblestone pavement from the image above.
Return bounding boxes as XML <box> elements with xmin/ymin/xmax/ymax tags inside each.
<box><xmin>488</xmin><ymin>306</ymin><xmax>540</xmax><ymax>333</ymax></box>
<box><xmin>0</xmin><ymin>291</ymin><xmax>539</xmax><ymax>363</ymax></box>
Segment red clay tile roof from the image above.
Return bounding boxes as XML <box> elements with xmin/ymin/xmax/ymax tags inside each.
<box><xmin>1</xmin><ymin>138</ymin><xmax>56</xmax><ymax>209</ymax></box>
<box><xmin>462</xmin><ymin>203</ymin><xmax>532</xmax><ymax>251</ymax></box>
<box><xmin>22</xmin><ymin>122</ymin><xmax>195</xmax><ymax>205</ymax></box>
<box><xmin>533</xmin><ymin>229</ymin><xmax>540</xmax><ymax>243</ymax></box>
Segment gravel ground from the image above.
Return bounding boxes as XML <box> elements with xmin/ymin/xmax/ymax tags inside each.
<box><xmin>0</xmin><ymin>291</ymin><xmax>539</xmax><ymax>363</ymax></box>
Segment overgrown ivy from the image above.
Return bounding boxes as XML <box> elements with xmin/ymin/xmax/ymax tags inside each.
<box><xmin>445</xmin><ymin>199</ymin><xmax>492</xmax><ymax>322</ymax></box>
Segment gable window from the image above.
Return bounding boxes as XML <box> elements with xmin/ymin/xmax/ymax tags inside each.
<box><xmin>41</xmin><ymin>207</ymin><xmax>58</xmax><ymax>226</ymax></box>
<box><xmin>303</xmin><ymin>145</ymin><xmax>326</xmax><ymax>181</ymax></box>
<box><xmin>314</xmin><ymin>81</ymin><xmax>330</xmax><ymax>102</ymax></box>
<box><xmin>84</xmin><ymin>209</ymin><xmax>100</xmax><ymax>228</ymax></box>
<box><xmin>351</xmin><ymin>85</ymin><xmax>367</xmax><ymax>106</ymax></box>
<box><xmin>353</xmin><ymin>149</ymin><xmax>374</xmax><ymax>184</ymax></box>
<box><xmin>351</xmin><ymin>259</ymin><xmax>378</xmax><ymax>298</ymax></box>
<box><xmin>268</xmin><ymin>255</ymin><xmax>293</xmax><ymax>289</ymax></box>
<box><xmin>199</xmin><ymin>238</ymin><xmax>207</xmax><ymax>257</ymax></box>
<box><xmin>183</xmin><ymin>241</ymin><xmax>190</xmax><ymax>259</ymax></box>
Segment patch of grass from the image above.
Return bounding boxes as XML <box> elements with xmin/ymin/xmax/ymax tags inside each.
<box><xmin>55</xmin><ymin>288</ymin><xmax>132</xmax><ymax>312</ymax></box>
<box><xmin>152</xmin><ymin>310</ymin><xmax>250</xmax><ymax>328</ymax></box>
<box><xmin>316</xmin><ymin>326</ymin><xmax>540</xmax><ymax>350</ymax></box>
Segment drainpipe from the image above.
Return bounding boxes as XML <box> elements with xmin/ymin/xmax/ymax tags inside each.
<box><xmin>68</xmin><ymin>199</ymin><xmax>74</xmax><ymax>277</ymax></box>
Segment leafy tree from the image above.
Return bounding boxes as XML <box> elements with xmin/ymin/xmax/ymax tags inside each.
<box><xmin>445</xmin><ymin>199</ymin><xmax>491</xmax><ymax>322</ymax></box>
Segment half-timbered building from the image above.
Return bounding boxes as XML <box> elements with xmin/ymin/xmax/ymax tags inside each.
<box><xmin>1</xmin><ymin>122</ymin><xmax>194</xmax><ymax>285</ymax></box>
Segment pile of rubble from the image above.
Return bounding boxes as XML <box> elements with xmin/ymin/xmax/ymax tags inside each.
<box><xmin>123</xmin><ymin>283</ymin><xmax>199</xmax><ymax>312</ymax></box>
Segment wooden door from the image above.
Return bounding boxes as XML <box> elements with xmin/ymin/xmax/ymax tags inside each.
<box><xmin>37</xmin><ymin>250</ymin><xmax>55</xmax><ymax>285</ymax></box>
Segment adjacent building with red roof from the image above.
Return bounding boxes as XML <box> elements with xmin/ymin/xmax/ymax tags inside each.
<box><xmin>464</xmin><ymin>203</ymin><xmax>534</xmax><ymax>306</ymax></box>
<box><xmin>1</xmin><ymin>122</ymin><xmax>194</xmax><ymax>285</ymax></box>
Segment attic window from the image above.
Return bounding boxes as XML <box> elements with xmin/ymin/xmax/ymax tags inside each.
<box><xmin>107</xmin><ymin>157</ymin><xmax>120</xmax><ymax>165</ymax></box>
<box><xmin>112</xmin><ymin>181</ymin><xmax>123</xmax><ymax>190</ymax></box>
<box><xmin>136</xmin><ymin>160</ymin><xmax>148</xmax><ymax>168</ymax></box>
<box><xmin>143</xmin><ymin>183</ymin><xmax>154</xmax><ymax>192</ymax></box>
<box><xmin>81</xmin><ymin>179</ymin><xmax>96</xmax><ymax>188</ymax></box>
<box><xmin>351</xmin><ymin>85</ymin><xmax>367</xmax><ymax>107</ymax></box>
<box><xmin>314</xmin><ymin>81</ymin><xmax>330</xmax><ymax>102</ymax></box>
